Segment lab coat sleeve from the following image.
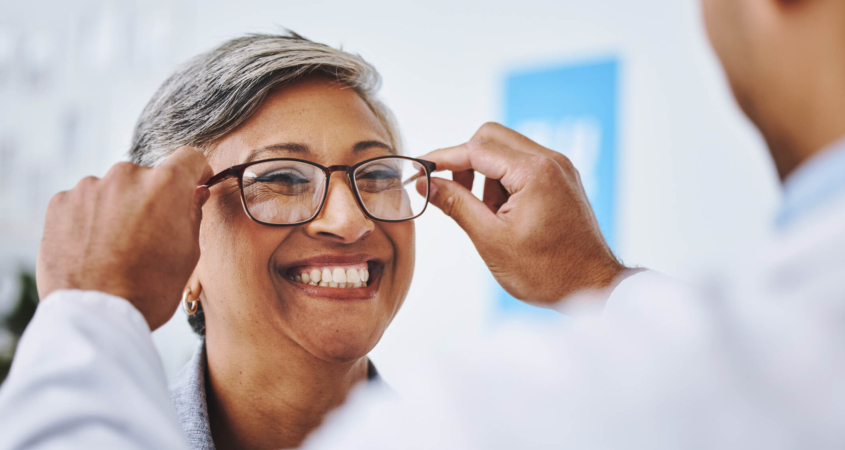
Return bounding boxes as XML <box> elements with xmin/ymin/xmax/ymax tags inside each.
<box><xmin>302</xmin><ymin>269</ymin><xmax>709</xmax><ymax>450</ymax></box>
<box><xmin>602</xmin><ymin>269</ymin><xmax>693</xmax><ymax>320</ymax></box>
<box><xmin>0</xmin><ymin>290</ymin><xmax>188</xmax><ymax>450</ymax></box>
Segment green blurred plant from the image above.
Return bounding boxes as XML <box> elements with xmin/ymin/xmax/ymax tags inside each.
<box><xmin>0</xmin><ymin>271</ymin><xmax>39</xmax><ymax>384</ymax></box>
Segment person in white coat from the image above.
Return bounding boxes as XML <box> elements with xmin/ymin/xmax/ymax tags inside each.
<box><xmin>3</xmin><ymin>0</ymin><xmax>845</xmax><ymax>448</ymax></box>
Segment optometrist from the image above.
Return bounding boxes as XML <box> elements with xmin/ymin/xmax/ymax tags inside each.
<box><xmin>4</xmin><ymin>0</ymin><xmax>845</xmax><ymax>448</ymax></box>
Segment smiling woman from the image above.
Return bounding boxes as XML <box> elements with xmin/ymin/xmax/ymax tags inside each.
<box><xmin>129</xmin><ymin>32</ymin><xmax>426</xmax><ymax>450</ymax></box>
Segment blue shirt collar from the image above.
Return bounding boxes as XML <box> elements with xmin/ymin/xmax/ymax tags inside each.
<box><xmin>777</xmin><ymin>136</ymin><xmax>845</xmax><ymax>227</ymax></box>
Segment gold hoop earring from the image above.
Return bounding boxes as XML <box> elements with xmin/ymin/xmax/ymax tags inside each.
<box><xmin>182</xmin><ymin>287</ymin><xmax>199</xmax><ymax>316</ymax></box>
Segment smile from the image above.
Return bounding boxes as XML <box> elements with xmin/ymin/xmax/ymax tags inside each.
<box><xmin>286</xmin><ymin>263</ymin><xmax>370</xmax><ymax>288</ymax></box>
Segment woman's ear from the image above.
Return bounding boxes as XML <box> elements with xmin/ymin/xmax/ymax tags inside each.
<box><xmin>186</xmin><ymin>269</ymin><xmax>203</xmax><ymax>301</ymax></box>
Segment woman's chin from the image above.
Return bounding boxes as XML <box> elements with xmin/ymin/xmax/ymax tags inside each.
<box><xmin>278</xmin><ymin>285</ymin><xmax>394</xmax><ymax>364</ymax></box>
<box><xmin>298</xmin><ymin>325</ymin><xmax>383</xmax><ymax>364</ymax></box>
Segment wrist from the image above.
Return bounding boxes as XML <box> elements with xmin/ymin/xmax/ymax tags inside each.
<box><xmin>554</xmin><ymin>257</ymin><xmax>629</xmax><ymax>304</ymax></box>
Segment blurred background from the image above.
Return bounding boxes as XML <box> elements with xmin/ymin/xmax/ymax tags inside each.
<box><xmin>0</xmin><ymin>0</ymin><xmax>779</xmax><ymax>389</ymax></box>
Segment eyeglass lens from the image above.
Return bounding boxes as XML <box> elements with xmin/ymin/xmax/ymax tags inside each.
<box><xmin>354</xmin><ymin>158</ymin><xmax>428</xmax><ymax>221</ymax></box>
<box><xmin>240</xmin><ymin>157</ymin><xmax>428</xmax><ymax>225</ymax></box>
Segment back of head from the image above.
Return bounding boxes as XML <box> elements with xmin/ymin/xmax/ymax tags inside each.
<box><xmin>130</xmin><ymin>31</ymin><xmax>402</xmax><ymax>168</ymax></box>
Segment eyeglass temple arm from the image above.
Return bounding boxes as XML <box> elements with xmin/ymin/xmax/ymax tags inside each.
<box><xmin>199</xmin><ymin>168</ymin><xmax>239</xmax><ymax>188</ymax></box>
<box><xmin>402</xmin><ymin>160</ymin><xmax>437</xmax><ymax>186</ymax></box>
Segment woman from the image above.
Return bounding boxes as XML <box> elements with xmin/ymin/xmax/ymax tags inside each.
<box><xmin>129</xmin><ymin>32</ymin><xmax>432</xmax><ymax>449</ymax></box>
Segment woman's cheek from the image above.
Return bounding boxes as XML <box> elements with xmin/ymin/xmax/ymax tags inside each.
<box><xmin>385</xmin><ymin>221</ymin><xmax>415</xmax><ymax>309</ymax></box>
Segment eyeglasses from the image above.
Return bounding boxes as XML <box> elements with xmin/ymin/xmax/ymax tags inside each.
<box><xmin>202</xmin><ymin>156</ymin><xmax>437</xmax><ymax>226</ymax></box>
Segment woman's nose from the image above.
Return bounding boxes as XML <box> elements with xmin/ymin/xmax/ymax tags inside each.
<box><xmin>304</xmin><ymin>175</ymin><xmax>374</xmax><ymax>243</ymax></box>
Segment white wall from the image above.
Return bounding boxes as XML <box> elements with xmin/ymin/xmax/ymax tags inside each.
<box><xmin>0</xmin><ymin>0</ymin><xmax>780</xmax><ymax>390</ymax></box>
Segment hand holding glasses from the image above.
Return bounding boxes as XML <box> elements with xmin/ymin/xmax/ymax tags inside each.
<box><xmin>202</xmin><ymin>156</ymin><xmax>436</xmax><ymax>226</ymax></box>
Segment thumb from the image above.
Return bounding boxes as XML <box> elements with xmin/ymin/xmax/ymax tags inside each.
<box><xmin>190</xmin><ymin>186</ymin><xmax>210</xmax><ymax>226</ymax></box>
<box><xmin>424</xmin><ymin>177</ymin><xmax>497</xmax><ymax>238</ymax></box>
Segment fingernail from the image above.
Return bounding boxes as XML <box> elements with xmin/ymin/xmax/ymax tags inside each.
<box><xmin>428</xmin><ymin>180</ymin><xmax>438</xmax><ymax>198</ymax></box>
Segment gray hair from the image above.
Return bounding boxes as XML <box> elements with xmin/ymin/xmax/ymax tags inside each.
<box><xmin>129</xmin><ymin>31</ymin><xmax>402</xmax><ymax>166</ymax></box>
<box><xmin>130</xmin><ymin>31</ymin><xmax>402</xmax><ymax>335</ymax></box>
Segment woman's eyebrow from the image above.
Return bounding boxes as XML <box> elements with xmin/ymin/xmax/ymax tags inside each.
<box><xmin>244</xmin><ymin>143</ymin><xmax>310</xmax><ymax>163</ymax></box>
<box><xmin>244</xmin><ymin>140</ymin><xmax>394</xmax><ymax>163</ymax></box>
<box><xmin>353</xmin><ymin>140</ymin><xmax>395</xmax><ymax>154</ymax></box>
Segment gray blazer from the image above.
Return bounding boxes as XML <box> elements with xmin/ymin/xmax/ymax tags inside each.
<box><xmin>169</xmin><ymin>340</ymin><xmax>385</xmax><ymax>450</ymax></box>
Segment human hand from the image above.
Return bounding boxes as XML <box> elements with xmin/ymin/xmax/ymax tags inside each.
<box><xmin>419</xmin><ymin>123</ymin><xmax>626</xmax><ymax>306</ymax></box>
<box><xmin>36</xmin><ymin>147</ymin><xmax>213</xmax><ymax>330</ymax></box>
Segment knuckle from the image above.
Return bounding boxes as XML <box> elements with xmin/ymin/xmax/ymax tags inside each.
<box><xmin>74</xmin><ymin>175</ymin><xmax>99</xmax><ymax>190</ymax></box>
<box><xmin>466</xmin><ymin>137</ymin><xmax>487</xmax><ymax>153</ymax></box>
<box><xmin>534</xmin><ymin>156</ymin><xmax>564</xmax><ymax>177</ymax></box>
<box><xmin>46</xmin><ymin>191</ymin><xmax>67</xmax><ymax>210</ymax></box>
<box><xmin>471</xmin><ymin>122</ymin><xmax>503</xmax><ymax>141</ymax></box>
<box><xmin>115</xmin><ymin>161</ymin><xmax>136</xmax><ymax>171</ymax></box>
<box><xmin>552</xmin><ymin>153</ymin><xmax>574</xmax><ymax>171</ymax></box>
<box><xmin>477</xmin><ymin>121</ymin><xmax>502</xmax><ymax>135</ymax></box>
<box><xmin>103</xmin><ymin>162</ymin><xmax>141</xmax><ymax>185</ymax></box>
<box><xmin>108</xmin><ymin>161</ymin><xmax>138</xmax><ymax>176</ymax></box>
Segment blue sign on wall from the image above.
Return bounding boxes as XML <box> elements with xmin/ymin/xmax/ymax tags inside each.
<box><xmin>497</xmin><ymin>58</ymin><xmax>620</xmax><ymax>317</ymax></box>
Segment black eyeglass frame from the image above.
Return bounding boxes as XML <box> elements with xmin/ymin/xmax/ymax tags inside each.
<box><xmin>202</xmin><ymin>155</ymin><xmax>437</xmax><ymax>226</ymax></box>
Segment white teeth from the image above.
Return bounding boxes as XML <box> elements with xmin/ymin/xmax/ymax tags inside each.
<box><xmin>332</xmin><ymin>268</ymin><xmax>347</xmax><ymax>284</ymax></box>
<box><xmin>347</xmin><ymin>268</ymin><xmax>360</xmax><ymax>284</ymax></box>
<box><xmin>291</xmin><ymin>266</ymin><xmax>372</xmax><ymax>289</ymax></box>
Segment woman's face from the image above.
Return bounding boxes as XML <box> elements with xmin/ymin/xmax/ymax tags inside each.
<box><xmin>196</xmin><ymin>77</ymin><xmax>414</xmax><ymax>363</ymax></box>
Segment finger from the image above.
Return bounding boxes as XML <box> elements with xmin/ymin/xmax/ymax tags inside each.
<box><xmin>191</xmin><ymin>186</ymin><xmax>210</xmax><ymax>225</ymax></box>
<box><xmin>415</xmin><ymin>177</ymin><xmax>428</xmax><ymax>198</ymax></box>
<box><xmin>482</xmin><ymin>177</ymin><xmax>509</xmax><ymax>213</ymax></box>
<box><xmin>73</xmin><ymin>175</ymin><xmax>100</xmax><ymax>190</ymax></box>
<box><xmin>195</xmin><ymin>186</ymin><xmax>211</xmax><ymax>208</ymax></box>
<box><xmin>421</xmin><ymin>140</ymin><xmax>535</xmax><ymax>193</ymax></box>
<box><xmin>158</xmin><ymin>146</ymin><xmax>214</xmax><ymax>186</ymax></box>
<box><xmin>427</xmin><ymin>177</ymin><xmax>497</xmax><ymax>239</ymax></box>
<box><xmin>452</xmin><ymin>169</ymin><xmax>474</xmax><ymax>191</ymax></box>
<box><xmin>471</xmin><ymin>122</ymin><xmax>574</xmax><ymax>170</ymax></box>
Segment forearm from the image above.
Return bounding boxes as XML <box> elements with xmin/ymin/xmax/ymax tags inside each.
<box><xmin>0</xmin><ymin>290</ymin><xmax>187</xmax><ymax>449</ymax></box>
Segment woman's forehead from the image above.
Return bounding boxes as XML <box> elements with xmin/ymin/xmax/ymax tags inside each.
<box><xmin>211</xmin><ymin>78</ymin><xmax>392</xmax><ymax>168</ymax></box>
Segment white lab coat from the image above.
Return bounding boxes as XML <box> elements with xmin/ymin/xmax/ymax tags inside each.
<box><xmin>299</xmin><ymin>194</ymin><xmax>845</xmax><ymax>449</ymax></box>
<box><xmin>2</xmin><ymin>193</ymin><xmax>845</xmax><ymax>449</ymax></box>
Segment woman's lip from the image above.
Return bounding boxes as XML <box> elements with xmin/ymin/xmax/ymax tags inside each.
<box><xmin>284</xmin><ymin>272</ymin><xmax>380</xmax><ymax>300</ymax></box>
<box><xmin>280</xmin><ymin>253</ymin><xmax>382</xmax><ymax>269</ymax></box>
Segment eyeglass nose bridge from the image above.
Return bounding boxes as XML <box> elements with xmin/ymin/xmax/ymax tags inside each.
<box><xmin>314</xmin><ymin>165</ymin><xmax>369</xmax><ymax>222</ymax></box>
<box><xmin>323</xmin><ymin>165</ymin><xmax>357</xmax><ymax>187</ymax></box>
<box><xmin>324</xmin><ymin>165</ymin><xmax>354</xmax><ymax>175</ymax></box>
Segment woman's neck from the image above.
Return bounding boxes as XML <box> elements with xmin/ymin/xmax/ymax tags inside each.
<box><xmin>204</xmin><ymin>332</ymin><xmax>369</xmax><ymax>450</ymax></box>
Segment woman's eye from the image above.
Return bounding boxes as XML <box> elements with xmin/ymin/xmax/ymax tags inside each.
<box><xmin>357</xmin><ymin>166</ymin><xmax>402</xmax><ymax>194</ymax></box>
<box><xmin>256</xmin><ymin>171</ymin><xmax>310</xmax><ymax>185</ymax></box>
<box><xmin>358</xmin><ymin>168</ymin><xmax>400</xmax><ymax>181</ymax></box>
